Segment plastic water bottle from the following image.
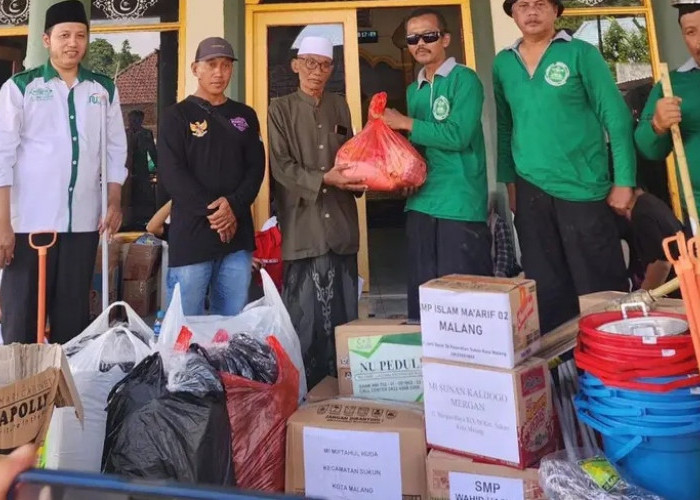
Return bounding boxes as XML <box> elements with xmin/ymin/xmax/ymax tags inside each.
<box><xmin>153</xmin><ymin>310</ymin><xmax>165</xmax><ymax>340</ymax></box>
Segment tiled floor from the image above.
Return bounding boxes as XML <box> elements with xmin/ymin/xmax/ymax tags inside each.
<box><xmin>363</xmin><ymin>227</ymin><xmax>408</xmax><ymax>319</ymax></box>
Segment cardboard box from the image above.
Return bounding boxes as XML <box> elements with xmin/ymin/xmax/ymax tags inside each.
<box><xmin>305</xmin><ymin>376</ymin><xmax>339</xmax><ymax>404</ymax></box>
<box><xmin>427</xmin><ymin>450</ymin><xmax>545</xmax><ymax>500</ymax></box>
<box><xmin>579</xmin><ymin>291</ymin><xmax>685</xmax><ymax>315</ymax></box>
<box><xmin>94</xmin><ymin>239</ymin><xmax>122</xmax><ymax>274</ymax></box>
<box><xmin>123</xmin><ymin>277</ymin><xmax>157</xmax><ymax>317</ymax></box>
<box><xmin>419</xmin><ymin>275</ymin><xmax>541</xmax><ymax>369</ymax></box>
<box><xmin>423</xmin><ymin>357</ymin><xmax>555</xmax><ymax>469</ymax></box>
<box><xmin>0</xmin><ymin>344</ymin><xmax>83</xmax><ymax>451</ymax></box>
<box><xmin>285</xmin><ymin>399</ymin><xmax>427</xmax><ymax>500</ymax></box>
<box><xmin>336</xmin><ymin>320</ymin><xmax>422</xmax><ymax>402</ymax></box>
<box><xmin>123</xmin><ymin>243</ymin><xmax>161</xmax><ymax>281</ymax></box>
<box><xmin>90</xmin><ymin>267</ymin><xmax>119</xmax><ymax>320</ymax></box>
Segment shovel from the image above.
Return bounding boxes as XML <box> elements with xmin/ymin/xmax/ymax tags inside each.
<box><xmin>29</xmin><ymin>231</ymin><xmax>57</xmax><ymax>344</ymax></box>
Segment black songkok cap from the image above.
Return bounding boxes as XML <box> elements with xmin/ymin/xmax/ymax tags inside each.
<box><xmin>45</xmin><ymin>0</ymin><xmax>89</xmax><ymax>32</ymax></box>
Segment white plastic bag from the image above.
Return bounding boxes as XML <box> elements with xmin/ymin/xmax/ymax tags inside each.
<box><xmin>160</xmin><ymin>270</ymin><xmax>307</xmax><ymax>401</ymax></box>
<box><xmin>44</xmin><ymin>325</ymin><xmax>152</xmax><ymax>472</ymax></box>
<box><xmin>63</xmin><ymin>301</ymin><xmax>154</xmax><ymax>356</ymax></box>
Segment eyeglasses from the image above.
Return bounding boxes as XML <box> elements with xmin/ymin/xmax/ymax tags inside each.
<box><xmin>297</xmin><ymin>57</ymin><xmax>334</xmax><ymax>72</ymax></box>
<box><xmin>406</xmin><ymin>31</ymin><xmax>443</xmax><ymax>46</ymax></box>
<box><xmin>514</xmin><ymin>1</ymin><xmax>551</xmax><ymax>13</ymax></box>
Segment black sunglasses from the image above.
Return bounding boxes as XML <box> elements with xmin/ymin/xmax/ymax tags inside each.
<box><xmin>406</xmin><ymin>31</ymin><xmax>443</xmax><ymax>46</ymax></box>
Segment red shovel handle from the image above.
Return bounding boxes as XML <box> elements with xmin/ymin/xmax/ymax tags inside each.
<box><xmin>29</xmin><ymin>231</ymin><xmax>57</xmax><ymax>344</ymax></box>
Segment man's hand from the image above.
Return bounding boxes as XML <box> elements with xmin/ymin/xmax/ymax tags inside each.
<box><xmin>382</xmin><ymin>108</ymin><xmax>413</xmax><ymax>131</ymax></box>
<box><xmin>507</xmin><ymin>183</ymin><xmax>516</xmax><ymax>214</ymax></box>
<box><xmin>323</xmin><ymin>165</ymin><xmax>368</xmax><ymax>192</ymax></box>
<box><xmin>652</xmin><ymin>97</ymin><xmax>682</xmax><ymax>134</ymax></box>
<box><xmin>402</xmin><ymin>186</ymin><xmax>419</xmax><ymax>198</ymax></box>
<box><xmin>252</xmin><ymin>257</ymin><xmax>263</xmax><ymax>272</ymax></box>
<box><xmin>607</xmin><ymin>186</ymin><xmax>634</xmax><ymax>216</ymax></box>
<box><xmin>0</xmin><ymin>444</ymin><xmax>37</xmax><ymax>498</ymax></box>
<box><xmin>208</xmin><ymin>197</ymin><xmax>236</xmax><ymax>232</ymax></box>
<box><xmin>98</xmin><ymin>202</ymin><xmax>123</xmax><ymax>237</ymax></box>
<box><xmin>218</xmin><ymin>219</ymin><xmax>238</xmax><ymax>244</ymax></box>
<box><xmin>0</xmin><ymin>222</ymin><xmax>14</xmax><ymax>269</ymax></box>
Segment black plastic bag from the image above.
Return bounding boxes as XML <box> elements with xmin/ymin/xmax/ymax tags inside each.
<box><xmin>102</xmin><ymin>351</ymin><xmax>234</xmax><ymax>486</ymax></box>
<box><xmin>206</xmin><ymin>332</ymin><xmax>278</xmax><ymax>383</ymax></box>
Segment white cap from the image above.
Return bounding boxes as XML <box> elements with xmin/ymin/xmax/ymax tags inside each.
<box><xmin>297</xmin><ymin>36</ymin><xmax>334</xmax><ymax>60</ymax></box>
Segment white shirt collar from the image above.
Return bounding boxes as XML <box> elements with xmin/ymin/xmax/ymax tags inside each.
<box><xmin>417</xmin><ymin>57</ymin><xmax>457</xmax><ymax>86</ymax></box>
<box><xmin>507</xmin><ymin>30</ymin><xmax>573</xmax><ymax>51</ymax></box>
<box><xmin>678</xmin><ymin>58</ymin><xmax>700</xmax><ymax>73</ymax></box>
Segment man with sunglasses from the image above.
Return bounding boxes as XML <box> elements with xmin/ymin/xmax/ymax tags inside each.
<box><xmin>381</xmin><ymin>8</ymin><xmax>492</xmax><ymax>323</ymax></box>
<box><xmin>494</xmin><ymin>0</ymin><xmax>636</xmax><ymax>334</ymax></box>
<box><xmin>268</xmin><ymin>36</ymin><xmax>365</xmax><ymax>389</ymax></box>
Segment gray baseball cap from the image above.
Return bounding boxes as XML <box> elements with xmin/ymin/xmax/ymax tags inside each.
<box><xmin>195</xmin><ymin>37</ymin><xmax>237</xmax><ymax>62</ymax></box>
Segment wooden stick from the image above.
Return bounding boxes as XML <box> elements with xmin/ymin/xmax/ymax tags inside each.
<box><xmin>660</xmin><ymin>63</ymin><xmax>698</xmax><ymax>234</ymax></box>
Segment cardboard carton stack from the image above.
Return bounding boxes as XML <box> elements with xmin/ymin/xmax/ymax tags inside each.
<box><xmin>285</xmin><ymin>275</ymin><xmax>557</xmax><ymax>499</ymax></box>
<box><xmin>122</xmin><ymin>241</ymin><xmax>161</xmax><ymax>317</ymax></box>
<box><xmin>89</xmin><ymin>238</ymin><xmax>123</xmax><ymax>320</ymax></box>
<box><xmin>419</xmin><ymin>275</ymin><xmax>556</xmax><ymax>498</ymax></box>
<box><xmin>286</xmin><ymin>319</ymin><xmax>427</xmax><ymax>499</ymax></box>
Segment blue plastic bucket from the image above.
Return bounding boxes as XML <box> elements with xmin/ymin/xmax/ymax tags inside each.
<box><xmin>578</xmin><ymin>394</ymin><xmax>700</xmax><ymax>425</ymax></box>
<box><xmin>577</xmin><ymin>402</ymin><xmax>700</xmax><ymax>500</ymax></box>
<box><xmin>580</xmin><ymin>373</ymin><xmax>700</xmax><ymax>401</ymax></box>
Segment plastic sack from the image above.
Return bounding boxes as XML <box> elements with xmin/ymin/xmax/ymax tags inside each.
<box><xmin>102</xmin><ymin>351</ymin><xmax>234</xmax><ymax>486</ymax></box>
<box><xmin>208</xmin><ymin>332</ymin><xmax>278</xmax><ymax>383</ymax></box>
<box><xmin>63</xmin><ymin>301</ymin><xmax>154</xmax><ymax>357</ymax></box>
<box><xmin>254</xmin><ymin>219</ymin><xmax>283</xmax><ymax>292</ymax></box>
<box><xmin>166</xmin><ymin>346</ymin><xmax>224</xmax><ymax>396</ymax></box>
<box><xmin>220</xmin><ymin>336</ymin><xmax>299</xmax><ymax>492</ymax></box>
<box><xmin>44</xmin><ymin>325</ymin><xmax>152</xmax><ymax>472</ymax></box>
<box><xmin>335</xmin><ymin>92</ymin><xmax>427</xmax><ymax>192</ymax></box>
<box><xmin>160</xmin><ymin>269</ymin><xmax>307</xmax><ymax>401</ymax></box>
<box><xmin>539</xmin><ymin>449</ymin><xmax>664</xmax><ymax>500</ymax></box>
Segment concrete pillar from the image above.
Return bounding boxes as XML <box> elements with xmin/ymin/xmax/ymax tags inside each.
<box><xmin>184</xmin><ymin>0</ymin><xmax>225</xmax><ymax>95</ymax></box>
<box><xmin>224</xmin><ymin>0</ymin><xmax>245</xmax><ymax>101</ymax></box>
<box><xmin>25</xmin><ymin>0</ymin><xmax>91</xmax><ymax>69</ymax></box>
<box><xmin>652</xmin><ymin>2</ymin><xmax>688</xmax><ymax>70</ymax></box>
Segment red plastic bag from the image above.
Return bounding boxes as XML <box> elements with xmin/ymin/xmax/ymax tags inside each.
<box><xmin>219</xmin><ymin>336</ymin><xmax>299</xmax><ymax>492</ymax></box>
<box><xmin>335</xmin><ymin>92</ymin><xmax>427</xmax><ymax>192</ymax></box>
<box><xmin>253</xmin><ymin>225</ymin><xmax>283</xmax><ymax>292</ymax></box>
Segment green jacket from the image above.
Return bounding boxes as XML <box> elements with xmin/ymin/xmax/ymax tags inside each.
<box><xmin>406</xmin><ymin>58</ymin><xmax>488</xmax><ymax>222</ymax></box>
<box><xmin>494</xmin><ymin>31</ymin><xmax>636</xmax><ymax>201</ymax></box>
<box><xmin>635</xmin><ymin>59</ymin><xmax>700</xmax><ymax>204</ymax></box>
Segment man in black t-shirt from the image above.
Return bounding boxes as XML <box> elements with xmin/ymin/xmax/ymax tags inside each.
<box><xmin>158</xmin><ymin>38</ymin><xmax>265</xmax><ymax>315</ymax></box>
<box><xmin>618</xmin><ymin>188</ymin><xmax>686</xmax><ymax>293</ymax></box>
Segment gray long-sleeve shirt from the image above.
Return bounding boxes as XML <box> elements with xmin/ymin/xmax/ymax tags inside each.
<box><xmin>268</xmin><ymin>89</ymin><xmax>359</xmax><ymax>261</ymax></box>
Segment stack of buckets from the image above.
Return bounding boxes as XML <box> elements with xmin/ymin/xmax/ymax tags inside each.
<box><xmin>574</xmin><ymin>304</ymin><xmax>700</xmax><ymax>500</ymax></box>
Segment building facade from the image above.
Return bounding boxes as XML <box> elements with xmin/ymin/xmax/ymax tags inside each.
<box><xmin>0</xmin><ymin>0</ymin><xmax>690</xmax><ymax>290</ymax></box>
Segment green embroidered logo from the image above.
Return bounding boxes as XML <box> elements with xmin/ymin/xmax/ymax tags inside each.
<box><xmin>89</xmin><ymin>93</ymin><xmax>103</xmax><ymax>105</ymax></box>
<box><xmin>545</xmin><ymin>62</ymin><xmax>570</xmax><ymax>87</ymax></box>
<box><xmin>28</xmin><ymin>87</ymin><xmax>53</xmax><ymax>102</ymax></box>
<box><xmin>432</xmin><ymin>95</ymin><xmax>450</xmax><ymax>121</ymax></box>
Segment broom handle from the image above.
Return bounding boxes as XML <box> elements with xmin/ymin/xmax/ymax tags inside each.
<box><xmin>101</xmin><ymin>95</ymin><xmax>109</xmax><ymax>312</ymax></box>
<box><xmin>660</xmin><ymin>63</ymin><xmax>698</xmax><ymax>235</ymax></box>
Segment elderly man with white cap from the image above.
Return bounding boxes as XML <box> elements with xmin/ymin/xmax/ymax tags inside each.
<box><xmin>268</xmin><ymin>35</ymin><xmax>365</xmax><ymax>389</ymax></box>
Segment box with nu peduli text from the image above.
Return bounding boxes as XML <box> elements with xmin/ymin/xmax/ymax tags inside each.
<box><xmin>336</xmin><ymin>319</ymin><xmax>422</xmax><ymax>402</ymax></box>
<box><xmin>419</xmin><ymin>275</ymin><xmax>540</xmax><ymax>369</ymax></box>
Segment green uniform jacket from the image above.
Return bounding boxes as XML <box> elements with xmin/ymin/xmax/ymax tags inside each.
<box><xmin>494</xmin><ymin>31</ymin><xmax>636</xmax><ymax>201</ymax></box>
<box><xmin>635</xmin><ymin>59</ymin><xmax>700</xmax><ymax>205</ymax></box>
<box><xmin>407</xmin><ymin>57</ymin><xmax>488</xmax><ymax>222</ymax></box>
